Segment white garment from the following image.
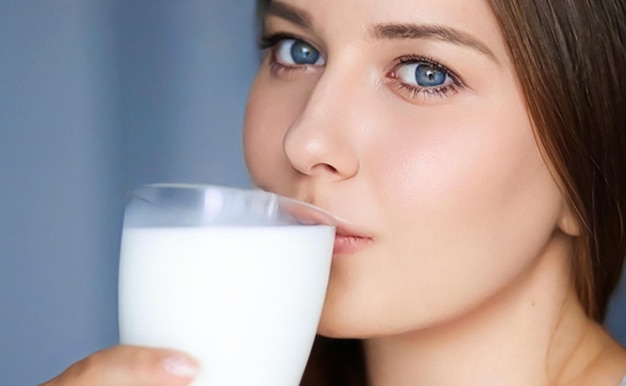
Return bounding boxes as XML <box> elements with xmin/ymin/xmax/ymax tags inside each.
<box><xmin>621</xmin><ymin>375</ymin><xmax>626</xmax><ymax>386</ymax></box>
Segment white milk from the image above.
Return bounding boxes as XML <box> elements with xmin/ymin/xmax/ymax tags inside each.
<box><xmin>118</xmin><ymin>225</ymin><xmax>334</xmax><ymax>386</ymax></box>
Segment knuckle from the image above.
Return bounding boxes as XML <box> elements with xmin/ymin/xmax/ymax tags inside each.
<box><xmin>64</xmin><ymin>353</ymin><xmax>98</xmax><ymax>381</ymax></box>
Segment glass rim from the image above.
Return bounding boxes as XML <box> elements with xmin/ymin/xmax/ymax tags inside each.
<box><xmin>125</xmin><ymin>183</ymin><xmax>338</xmax><ymax>227</ymax></box>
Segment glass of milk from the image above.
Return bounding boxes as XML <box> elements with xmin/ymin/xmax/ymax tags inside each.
<box><xmin>118</xmin><ymin>183</ymin><xmax>336</xmax><ymax>386</ymax></box>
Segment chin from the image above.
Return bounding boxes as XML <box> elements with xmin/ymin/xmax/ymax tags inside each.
<box><xmin>316</xmin><ymin>311</ymin><xmax>369</xmax><ymax>339</ymax></box>
<box><xmin>316</xmin><ymin>309</ymin><xmax>399</xmax><ymax>340</ymax></box>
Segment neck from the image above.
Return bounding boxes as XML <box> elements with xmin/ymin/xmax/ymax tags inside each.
<box><xmin>363</xmin><ymin>233</ymin><xmax>605</xmax><ymax>386</ymax></box>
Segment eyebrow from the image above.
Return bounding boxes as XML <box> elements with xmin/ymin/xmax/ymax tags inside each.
<box><xmin>265</xmin><ymin>1</ymin><xmax>312</xmax><ymax>30</ymax></box>
<box><xmin>264</xmin><ymin>1</ymin><xmax>498</xmax><ymax>63</ymax></box>
<box><xmin>371</xmin><ymin>24</ymin><xmax>498</xmax><ymax>62</ymax></box>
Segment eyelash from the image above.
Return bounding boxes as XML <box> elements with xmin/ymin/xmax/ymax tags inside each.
<box><xmin>388</xmin><ymin>55</ymin><xmax>464</xmax><ymax>101</ymax></box>
<box><xmin>259</xmin><ymin>33</ymin><xmax>319</xmax><ymax>76</ymax></box>
<box><xmin>259</xmin><ymin>33</ymin><xmax>465</xmax><ymax>101</ymax></box>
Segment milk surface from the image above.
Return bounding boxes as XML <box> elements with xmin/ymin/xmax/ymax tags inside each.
<box><xmin>118</xmin><ymin>225</ymin><xmax>334</xmax><ymax>386</ymax></box>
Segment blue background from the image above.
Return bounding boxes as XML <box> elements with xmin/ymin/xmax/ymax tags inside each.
<box><xmin>0</xmin><ymin>1</ymin><xmax>624</xmax><ymax>384</ymax></box>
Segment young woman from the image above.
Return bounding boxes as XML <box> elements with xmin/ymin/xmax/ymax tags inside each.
<box><xmin>43</xmin><ymin>0</ymin><xmax>626</xmax><ymax>385</ymax></box>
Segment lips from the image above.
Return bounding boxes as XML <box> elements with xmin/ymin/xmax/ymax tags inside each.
<box><xmin>333</xmin><ymin>223</ymin><xmax>373</xmax><ymax>255</ymax></box>
<box><xmin>286</xmin><ymin>194</ymin><xmax>373</xmax><ymax>255</ymax></box>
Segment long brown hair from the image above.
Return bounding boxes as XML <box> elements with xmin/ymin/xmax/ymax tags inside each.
<box><xmin>255</xmin><ymin>0</ymin><xmax>626</xmax><ymax>384</ymax></box>
<box><xmin>487</xmin><ymin>0</ymin><xmax>626</xmax><ymax>323</ymax></box>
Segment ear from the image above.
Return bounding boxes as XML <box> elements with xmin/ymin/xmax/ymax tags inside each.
<box><xmin>557</xmin><ymin>201</ymin><xmax>581</xmax><ymax>237</ymax></box>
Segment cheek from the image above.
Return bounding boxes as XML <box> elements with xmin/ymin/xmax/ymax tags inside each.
<box><xmin>243</xmin><ymin>79</ymin><xmax>271</xmax><ymax>182</ymax></box>
<box><xmin>386</xmin><ymin>123</ymin><xmax>560</xmax><ymax>251</ymax></box>
<box><xmin>243</xmin><ymin>69</ymin><xmax>323</xmax><ymax>192</ymax></box>
<box><xmin>355</xmin><ymin>100</ymin><xmax>564</xmax><ymax>326</ymax></box>
<box><xmin>372</xmin><ymin>91</ymin><xmax>560</xmax><ymax>231</ymax></box>
<box><xmin>389</xmin><ymin>106</ymin><xmax>560</xmax><ymax>247</ymax></box>
<box><xmin>243</xmin><ymin>75</ymin><xmax>295</xmax><ymax>189</ymax></box>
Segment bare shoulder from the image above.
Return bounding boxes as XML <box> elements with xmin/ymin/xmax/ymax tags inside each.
<box><xmin>562</xmin><ymin>324</ymin><xmax>626</xmax><ymax>386</ymax></box>
<box><xmin>589</xmin><ymin>330</ymin><xmax>626</xmax><ymax>386</ymax></box>
<box><xmin>614</xmin><ymin>345</ymin><xmax>626</xmax><ymax>385</ymax></box>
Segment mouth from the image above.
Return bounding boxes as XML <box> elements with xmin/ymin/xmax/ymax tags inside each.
<box><xmin>333</xmin><ymin>223</ymin><xmax>373</xmax><ymax>255</ymax></box>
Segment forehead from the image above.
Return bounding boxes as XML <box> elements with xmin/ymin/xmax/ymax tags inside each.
<box><xmin>263</xmin><ymin>0</ymin><xmax>510</xmax><ymax>62</ymax></box>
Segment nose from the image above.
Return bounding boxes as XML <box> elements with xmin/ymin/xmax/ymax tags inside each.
<box><xmin>282</xmin><ymin>66</ymin><xmax>360</xmax><ymax>180</ymax></box>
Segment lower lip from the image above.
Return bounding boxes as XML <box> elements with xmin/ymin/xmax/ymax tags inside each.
<box><xmin>333</xmin><ymin>235</ymin><xmax>371</xmax><ymax>255</ymax></box>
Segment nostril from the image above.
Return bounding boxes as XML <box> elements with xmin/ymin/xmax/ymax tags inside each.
<box><xmin>311</xmin><ymin>163</ymin><xmax>339</xmax><ymax>175</ymax></box>
<box><xmin>283</xmin><ymin>132</ymin><xmax>343</xmax><ymax>177</ymax></box>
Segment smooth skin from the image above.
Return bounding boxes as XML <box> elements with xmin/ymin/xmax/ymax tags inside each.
<box><xmin>243</xmin><ymin>0</ymin><xmax>626</xmax><ymax>385</ymax></box>
<box><xmin>42</xmin><ymin>0</ymin><xmax>626</xmax><ymax>385</ymax></box>
<box><xmin>39</xmin><ymin>346</ymin><xmax>198</xmax><ymax>386</ymax></box>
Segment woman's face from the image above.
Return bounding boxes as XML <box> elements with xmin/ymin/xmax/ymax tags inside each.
<box><xmin>244</xmin><ymin>0</ymin><xmax>567</xmax><ymax>338</ymax></box>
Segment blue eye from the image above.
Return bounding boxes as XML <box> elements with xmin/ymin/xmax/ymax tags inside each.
<box><xmin>415</xmin><ymin>64</ymin><xmax>446</xmax><ymax>87</ymax></box>
<box><xmin>396</xmin><ymin>61</ymin><xmax>451</xmax><ymax>88</ymax></box>
<box><xmin>389</xmin><ymin>57</ymin><xmax>463</xmax><ymax>101</ymax></box>
<box><xmin>276</xmin><ymin>39</ymin><xmax>326</xmax><ymax>66</ymax></box>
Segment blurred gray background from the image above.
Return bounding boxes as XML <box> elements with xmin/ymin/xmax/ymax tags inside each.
<box><xmin>1</xmin><ymin>1</ymin><xmax>255</xmax><ymax>384</ymax></box>
<box><xmin>0</xmin><ymin>1</ymin><xmax>624</xmax><ymax>385</ymax></box>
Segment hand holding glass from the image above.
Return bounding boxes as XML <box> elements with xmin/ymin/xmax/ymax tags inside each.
<box><xmin>118</xmin><ymin>184</ymin><xmax>336</xmax><ymax>386</ymax></box>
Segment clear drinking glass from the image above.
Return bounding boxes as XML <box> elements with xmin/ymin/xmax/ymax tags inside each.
<box><xmin>118</xmin><ymin>184</ymin><xmax>336</xmax><ymax>386</ymax></box>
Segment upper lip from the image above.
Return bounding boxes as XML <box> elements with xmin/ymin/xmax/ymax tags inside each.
<box><xmin>285</xmin><ymin>191</ymin><xmax>373</xmax><ymax>239</ymax></box>
<box><xmin>332</xmin><ymin>218</ymin><xmax>373</xmax><ymax>240</ymax></box>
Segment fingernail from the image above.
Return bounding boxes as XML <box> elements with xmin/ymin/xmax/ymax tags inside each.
<box><xmin>162</xmin><ymin>354</ymin><xmax>199</xmax><ymax>378</ymax></box>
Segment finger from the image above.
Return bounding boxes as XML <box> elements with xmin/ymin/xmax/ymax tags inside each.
<box><xmin>40</xmin><ymin>345</ymin><xmax>199</xmax><ymax>386</ymax></box>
